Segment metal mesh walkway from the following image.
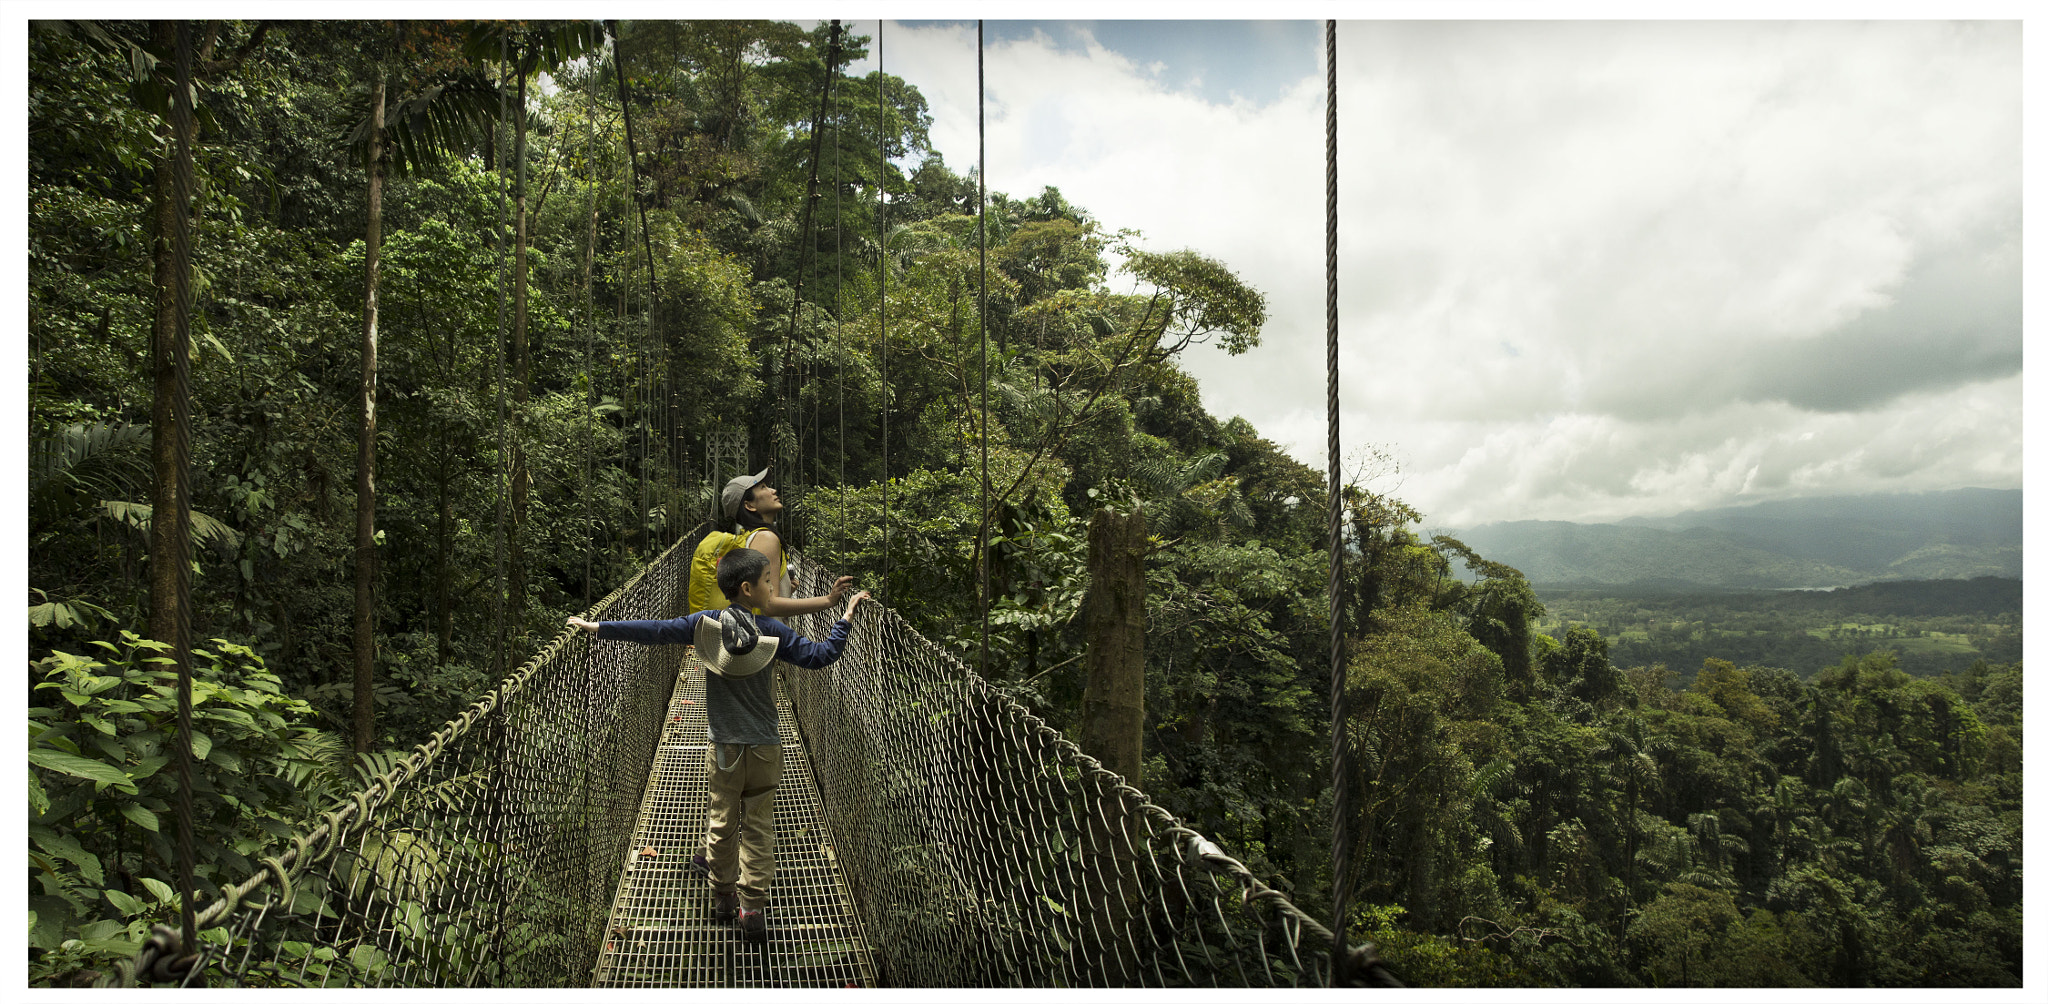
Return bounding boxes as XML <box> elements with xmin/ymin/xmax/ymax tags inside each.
<box><xmin>593</xmin><ymin>651</ymin><xmax>875</xmax><ymax>988</ymax></box>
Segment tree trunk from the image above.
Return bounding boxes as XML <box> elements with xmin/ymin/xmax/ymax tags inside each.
<box><xmin>508</xmin><ymin>68</ymin><xmax>530</xmax><ymax>644</ymax></box>
<box><xmin>146</xmin><ymin>21</ymin><xmax>193</xmax><ymax>665</ymax></box>
<box><xmin>353</xmin><ymin>69</ymin><xmax>385</xmax><ymax>754</ymax></box>
<box><xmin>148</xmin><ymin>20</ymin><xmax>203</xmax><ymax>951</ymax></box>
<box><xmin>1081</xmin><ymin>506</ymin><xmax>1146</xmax><ymax>784</ymax></box>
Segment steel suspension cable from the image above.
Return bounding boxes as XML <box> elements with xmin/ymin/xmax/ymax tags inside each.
<box><xmin>493</xmin><ymin>35</ymin><xmax>509</xmax><ymax>678</ymax></box>
<box><xmin>835</xmin><ymin>57</ymin><xmax>846</xmax><ymax>558</ymax></box>
<box><xmin>581</xmin><ymin>64</ymin><xmax>599</xmax><ymax>605</ymax></box>
<box><xmin>878</xmin><ymin>22</ymin><xmax>890</xmax><ymax>605</ymax></box>
<box><xmin>977</xmin><ymin>20</ymin><xmax>990</xmax><ymax>680</ymax></box>
<box><xmin>607</xmin><ymin>21</ymin><xmax>659</xmax><ymax>560</ymax></box>
<box><xmin>1322</xmin><ymin>18</ymin><xmax>1358</xmax><ymax>984</ymax></box>
<box><xmin>786</xmin><ymin>20</ymin><xmax>844</xmax><ymax>548</ymax></box>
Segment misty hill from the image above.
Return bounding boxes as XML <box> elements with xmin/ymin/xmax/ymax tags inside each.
<box><xmin>1450</xmin><ymin>488</ymin><xmax>2020</xmax><ymax>589</ymax></box>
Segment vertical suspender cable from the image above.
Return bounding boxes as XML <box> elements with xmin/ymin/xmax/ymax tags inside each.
<box><xmin>608</xmin><ymin>21</ymin><xmax>658</xmax><ymax>559</ymax></box>
<box><xmin>493</xmin><ymin>36</ymin><xmax>509</xmax><ymax>677</ymax></box>
<box><xmin>878</xmin><ymin>22</ymin><xmax>890</xmax><ymax>605</ymax></box>
<box><xmin>1324</xmin><ymin>18</ymin><xmax>1356</xmax><ymax>984</ymax></box>
<box><xmin>487</xmin><ymin>45</ymin><xmax>512</xmax><ymax>977</ymax></box>
<box><xmin>787</xmin><ymin>20</ymin><xmax>843</xmax><ymax>549</ymax></box>
<box><xmin>576</xmin><ymin>55</ymin><xmax>600</xmax><ymax>937</ymax></box>
<box><xmin>836</xmin><ymin>59</ymin><xmax>846</xmax><ymax>557</ymax></box>
<box><xmin>976</xmin><ymin>20</ymin><xmax>990</xmax><ymax>679</ymax></box>
<box><xmin>166</xmin><ymin>23</ymin><xmax>200</xmax><ymax>961</ymax></box>
<box><xmin>582</xmin><ymin>65</ymin><xmax>598</xmax><ymax>605</ymax></box>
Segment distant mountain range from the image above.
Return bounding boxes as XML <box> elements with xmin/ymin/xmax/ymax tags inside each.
<box><xmin>1445</xmin><ymin>488</ymin><xmax>2020</xmax><ymax>589</ymax></box>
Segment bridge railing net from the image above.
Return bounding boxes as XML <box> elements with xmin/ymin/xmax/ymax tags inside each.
<box><xmin>113</xmin><ymin>528</ymin><xmax>708</xmax><ymax>988</ymax></box>
<box><xmin>782</xmin><ymin>551</ymin><xmax>1354</xmax><ymax>988</ymax></box>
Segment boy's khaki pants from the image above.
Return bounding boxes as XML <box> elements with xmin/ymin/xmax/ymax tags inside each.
<box><xmin>704</xmin><ymin>742</ymin><xmax>783</xmax><ymax>911</ymax></box>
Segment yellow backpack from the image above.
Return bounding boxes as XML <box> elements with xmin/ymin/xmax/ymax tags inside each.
<box><xmin>686</xmin><ymin>528</ymin><xmax>763</xmax><ymax>614</ymax></box>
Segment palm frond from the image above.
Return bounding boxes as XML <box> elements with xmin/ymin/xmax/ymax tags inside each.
<box><xmin>96</xmin><ymin>500</ymin><xmax>244</xmax><ymax>553</ymax></box>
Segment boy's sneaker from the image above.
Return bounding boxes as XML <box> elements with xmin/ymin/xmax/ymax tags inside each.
<box><xmin>737</xmin><ymin>907</ymin><xmax>767</xmax><ymax>943</ymax></box>
<box><xmin>688</xmin><ymin>853</ymin><xmax>712</xmax><ymax>879</ymax></box>
<box><xmin>711</xmin><ymin>890</ymin><xmax>739</xmax><ymax>924</ymax></box>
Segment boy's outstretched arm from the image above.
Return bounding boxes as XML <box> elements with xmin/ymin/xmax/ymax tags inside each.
<box><xmin>565</xmin><ymin>612</ymin><xmax>706</xmax><ymax>644</ymax></box>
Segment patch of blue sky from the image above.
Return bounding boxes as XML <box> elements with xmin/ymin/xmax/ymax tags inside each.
<box><xmin>901</xmin><ymin>20</ymin><xmax>1320</xmax><ymax>108</ymax></box>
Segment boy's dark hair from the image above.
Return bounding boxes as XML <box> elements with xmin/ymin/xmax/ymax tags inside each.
<box><xmin>716</xmin><ymin>546</ymin><xmax>770</xmax><ymax>601</ymax></box>
<box><xmin>733</xmin><ymin>485</ymin><xmax>771</xmax><ymax>532</ymax></box>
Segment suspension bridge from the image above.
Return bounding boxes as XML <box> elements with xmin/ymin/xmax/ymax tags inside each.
<box><xmin>84</xmin><ymin>15</ymin><xmax>1392</xmax><ymax>987</ymax></box>
<box><xmin>104</xmin><ymin>524</ymin><xmax>1392</xmax><ymax>988</ymax></box>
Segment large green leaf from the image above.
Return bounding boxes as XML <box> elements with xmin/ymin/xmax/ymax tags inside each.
<box><xmin>29</xmin><ymin>826</ymin><xmax>104</xmax><ymax>885</ymax></box>
<box><xmin>120</xmin><ymin>803</ymin><xmax>160</xmax><ymax>832</ymax></box>
<box><xmin>103</xmin><ymin>889</ymin><xmax>144</xmax><ymax>915</ymax></box>
<box><xmin>140</xmin><ymin>877</ymin><xmax>177</xmax><ymax>906</ymax></box>
<box><xmin>28</xmin><ymin>748</ymin><xmax>138</xmax><ymax>793</ymax></box>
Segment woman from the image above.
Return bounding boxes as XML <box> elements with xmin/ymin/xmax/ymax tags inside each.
<box><xmin>717</xmin><ymin>466</ymin><xmax>853</xmax><ymax>618</ymax></box>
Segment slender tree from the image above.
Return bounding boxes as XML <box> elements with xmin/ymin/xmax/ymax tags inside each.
<box><xmin>342</xmin><ymin>23</ymin><xmax>502</xmax><ymax>749</ymax></box>
<box><xmin>352</xmin><ymin>30</ymin><xmax>389</xmax><ymax>754</ymax></box>
<box><xmin>464</xmin><ymin>21</ymin><xmax>605</xmax><ymax>643</ymax></box>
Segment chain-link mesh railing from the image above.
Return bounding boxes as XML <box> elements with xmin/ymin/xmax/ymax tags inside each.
<box><xmin>780</xmin><ymin>553</ymin><xmax>1391</xmax><ymax>988</ymax></box>
<box><xmin>107</xmin><ymin>527</ymin><xmax>709</xmax><ymax>987</ymax></box>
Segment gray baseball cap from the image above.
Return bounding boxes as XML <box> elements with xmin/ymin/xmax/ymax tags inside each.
<box><xmin>720</xmin><ymin>467</ymin><xmax>770</xmax><ymax>520</ymax></box>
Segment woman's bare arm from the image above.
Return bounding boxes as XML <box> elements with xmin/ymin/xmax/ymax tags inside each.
<box><xmin>747</xmin><ymin>529</ymin><xmax>854</xmax><ymax>616</ymax></box>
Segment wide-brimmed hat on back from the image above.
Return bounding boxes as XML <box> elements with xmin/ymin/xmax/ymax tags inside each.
<box><xmin>694</xmin><ymin>607</ymin><xmax>779</xmax><ymax>677</ymax></box>
<box><xmin>720</xmin><ymin>467</ymin><xmax>771</xmax><ymax>520</ymax></box>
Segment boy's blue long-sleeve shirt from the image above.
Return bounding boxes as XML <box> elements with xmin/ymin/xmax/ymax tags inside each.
<box><xmin>597</xmin><ymin>611</ymin><xmax>850</xmax><ymax>746</ymax></box>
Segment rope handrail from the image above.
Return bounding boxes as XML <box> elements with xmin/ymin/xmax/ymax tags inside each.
<box><xmin>105</xmin><ymin>526</ymin><xmax>705</xmax><ymax>987</ymax></box>
<box><xmin>781</xmin><ymin>551</ymin><xmax>1393</xmax><ymax>987</ymax></box>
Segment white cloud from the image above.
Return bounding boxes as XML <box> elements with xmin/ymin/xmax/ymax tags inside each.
<box><xmin>859</xmin><ymin>19</ymin><xmax>2021</xmax><ymax>525</ymax></box>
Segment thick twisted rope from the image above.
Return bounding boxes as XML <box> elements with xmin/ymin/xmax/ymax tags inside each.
<box><xmin>1322</xmin><ymin>21</ymin><xmax>1359</xmax><ymax>983</ymax></box>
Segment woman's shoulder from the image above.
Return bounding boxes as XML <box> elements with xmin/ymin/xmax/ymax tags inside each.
<box><xmin>746</xmin><ymin>527</ymin><xmax>782</xmax><ymax>549</ymax></box>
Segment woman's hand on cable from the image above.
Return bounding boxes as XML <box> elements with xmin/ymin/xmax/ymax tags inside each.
<box><xmin>825</xmin><ymin>575</ymin><xmax>855</xmax><ymax>603</ymax></box>
<box><xmin>567</xmin><ymin>616</ymin><xmax>600</xmax><ymax>634</ymax></box>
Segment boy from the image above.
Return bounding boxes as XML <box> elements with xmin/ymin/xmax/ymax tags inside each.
<box><xmin>569</xmin><ymin>547</ymin><xmax>868</xmax><ymax>942</ymax></box>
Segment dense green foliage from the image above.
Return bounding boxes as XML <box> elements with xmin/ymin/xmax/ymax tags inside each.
<box><xmin>27</xmin><ymin>19</ymin><xmax>2019</xmax><ymax>987</ymax></box>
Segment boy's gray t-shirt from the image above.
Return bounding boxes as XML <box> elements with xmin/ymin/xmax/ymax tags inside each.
<box><xmin>597</xmin><ymin>612</ymin><xmax>852</xmax><ymax>746</ymax></box>
<box><xmin>703</xmin><ymin>666</ymin><xmax>780</xmax><ymax>746</ymax></box>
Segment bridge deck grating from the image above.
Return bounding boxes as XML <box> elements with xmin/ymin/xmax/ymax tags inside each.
<box><xmin>592</xmin><ymin>652</ymin><xmax>875</xmax><ymax>988</ymax></box>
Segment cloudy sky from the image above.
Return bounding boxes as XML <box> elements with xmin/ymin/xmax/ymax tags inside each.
<box><xmin>831</xmin><ymin>16</ymin><xmax>2021</xmax><ymax>529</ymax></box>
<box><xmin>7</xmin><ymin>7</ymin><xmax>2019</xmax><ymax>531</ymax></box>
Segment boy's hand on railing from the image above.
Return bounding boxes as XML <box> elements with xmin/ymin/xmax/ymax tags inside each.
<box><xmin>842</xmin><ymin>591</ymin><xmax>871</xmax><ymax>621</ymax></box>
<box><xmin>567</xmin><ymin>616</ymin><xmax>600</xmax><ymax>634</ymax></box>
